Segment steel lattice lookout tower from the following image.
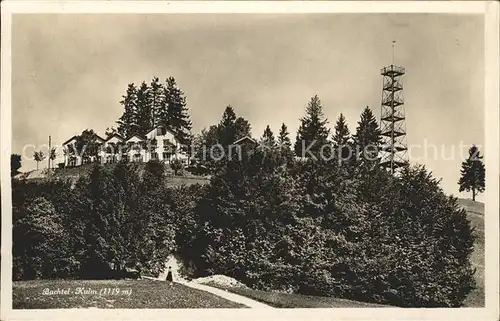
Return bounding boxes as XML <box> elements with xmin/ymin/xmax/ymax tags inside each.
<box><xmin>379</xmin><ymin>41</ymin><xmax>409</xmax><ymax>174</ymax></box>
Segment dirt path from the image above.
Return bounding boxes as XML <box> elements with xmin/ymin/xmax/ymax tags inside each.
<box><xmin>142</xmin><ymin>276</ymin><xmax>272</xmax><ymax>308</ymax></box>
<box><xmin>182</xmin><ymin>282</ymin><xmax>273</xmax><ymax>308</ymax></box>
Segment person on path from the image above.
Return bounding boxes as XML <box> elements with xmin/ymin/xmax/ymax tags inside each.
<box><xmin>166</xmin><ymin>266</ymin><xmax>173</xmax><ymax>283</ymax></box>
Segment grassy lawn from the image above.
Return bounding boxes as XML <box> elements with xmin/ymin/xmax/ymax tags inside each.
<box><xmin>204</xmin><ymin>283</ymin><xmax>387</xmax><ymax>308</ymax></box>
<box><xmin>13</xmin><ymin>279</ymin><xmax>247</xmax><ymax>309</ymax></box>
<box><xmin>459</xmin><ymin>199</ymin><xmax>486</xmax><ymax>307</ymax></box>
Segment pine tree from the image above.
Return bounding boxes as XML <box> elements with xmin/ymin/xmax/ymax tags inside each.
<box><xmin>260</xmin><ymin>125</ymin><xmax>276</xmax><ymax>147</ymax></box>
<box><xmin>353</xmin><ymin>106</ymin><xmax>382</xmax><ymax>161</ymax></box>
<box><xmin>294</xmin><ymin>95</ymin><xmax>330</xmax><ymax>158</ymax></box>
<box><xmin>149</xmin><ymin>77</ymin><xmax>164</xmax><ymax>128</ymax></box>
<box><xmin>218</xmin><ymin>106</ymin><xmax>238</xmax><ymax>147</ymax></box>
<box><xmin>117</xmin><ymin>83</ymin><xmax>139</xmax><ymax>138</ymax></box>
<box><xmin>278</xmin><ymin>123</ymin><xmax>292</xmax><ymax>150</ymax></box>
<box><xmin>332</xmin><ymin>113</ymin><xmax>351</xmax><ymax>161</ymax></box>
<box><xmin>135</xmin><ymin>82</ymin><xmax>152</xmax><ymax>136</ymax></box>
<box><xmin>458</xmin><ymin>145</ymin><xmax>485</xmax><ymax>201</ymax></box>
<box><xmin>164</xmin><ymin>77</ymin><xmax>193</xmax><ymax>151</ymax></box>
<box><xmin>332</xmin><ymin>113</ymin><xmax>350</xmax><ymax>147</ymax></box>
<box><xmin>234</xmin><ymin>117</ymin><xmax>251</xmax><ymax>141</ymax></box>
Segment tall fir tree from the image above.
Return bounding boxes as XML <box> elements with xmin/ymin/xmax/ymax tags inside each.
<box><xmin>332</xmin><ymin>113</ymin><xmax>352</xmax><ymax>162</ymax></box>
<box><xmin>260</xmin><ymin>125</ymin><xmax>276</xmax><ymax>147</ymax></box>
<box><xmin>294</xmin><ymin>95</ymin><xmax>330</xmax><ymax>158</ymax></box>
<box><xmin>332</xmin><ymin>113</ymin><xmax>351</xmax><ymax>147</ymax></box>
<box><xmin>116</xmin><ymin>83</ymin><xmax>139</xmax><ymax>138</ymax></box>
<box><xmin>218</xmin><ymin>106</ymin><xmax>238</xmax><ymax>147</ymax></box>
<box><xmin>164</xmin><ymin>77</ymin><xmax>193</xmax><ymax>151</ymax></box>
<box><xmin>149</xmin><ymin>77</ymin><xmax>164</xmax><ymax>128</ymax></box>
<box><xmin>234</xmin><ymin>117</ymin><xmax>251</xmax><ymax>139</ymax></box>
<box><xmin>458</xmin><ymin>145</ymin><xmax>485</xmax><ymax>201</ymax></box>
<box><xmin>135</xmin><ymin>81</ymin><xmax>152</xmax><ymax>136</ymax></box>
<box><xmin>353</xmin><ymin>106</ymin><xmax>382</xmax><ymax>161</ymax></box>
<box><xmin>278</xmin><ymin>123</ymin><xmax>292</xmax><ymax>150</ymax></box>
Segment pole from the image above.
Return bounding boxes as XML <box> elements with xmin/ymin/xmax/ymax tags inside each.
<box><xmin>392</xmin><ymin>40</ymin><xmax>396</xmax><ymax>66</ymax></box>
<box><xmin>48</xmin><ymin>135</ymin><xmax>51</xmax><ymax>170</ymax></box>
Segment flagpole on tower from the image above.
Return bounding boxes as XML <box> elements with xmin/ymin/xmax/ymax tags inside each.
<box><xmin>392</xmin><ymin>40</ymin><xmax>396</xmax><ymax>65</ymax></box>
<box><xmin>48</xmin><ymin>135</ymin><xmax>51</xmax><ymax>170</ymax></box>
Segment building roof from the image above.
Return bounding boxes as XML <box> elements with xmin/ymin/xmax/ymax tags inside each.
<box><xmin>105</xmin><ymin>133</ymin><xmax>125</xmax><ymax>142</ymax></box>
<box><xmin>62</xmin><ymin>135</ymin><xmax>78</xmax><ymax>146</ymax></box>
<box><xmin>125</xmin><ymin>134</ymin><xmax>145</xmax><ymax>142</ymax></box>
<box><xmin>145</xmin><ymin>124</ymin><xmax>177</xmax><ymax>137</ymax></box>
<box><xmin>95</xmin><ymin>134</ymin><xmax>106</xmax><ymax>143</ymax></box>
<box><xmin>233</xmin><ymin>136</ymin><xmax>257</xmax><ymax>145</ymax></box>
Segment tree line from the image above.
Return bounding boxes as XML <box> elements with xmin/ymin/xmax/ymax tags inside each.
<box><xmin>114</xmin><ymin>77</ymin><xmax>193</xmax><ymax>149</ymax></box>
<box><xmin>40</xmin><ymin>77</ymin><xmax>485</xmax><ymax>202</ymax></box>
<box><xmin>11</xmin><ymin>82</ymin><xmax>485</xmax><ymax>308</ymax></box>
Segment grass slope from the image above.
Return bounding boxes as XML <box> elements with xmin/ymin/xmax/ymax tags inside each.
<box><xmin>205</xmin><ymin>283</ymin><xmax>387</xmax><ymax>308</ymax></box>
<box><xmin>457</xmin><ymin>198</ymin><xmax>485</xmax><ymax>307</ymax></box>
<box><xmin>20</xmin><ymin>163</ymin><xmax>210</xmax><ymax>187</ymax></box>
<box><xmin>13</xmin><ymin>279</ymin><xmax>247</xmax><ymax>309</ymax></box>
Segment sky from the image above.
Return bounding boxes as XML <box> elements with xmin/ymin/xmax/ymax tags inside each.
<box><xmin>12</xmin><ymin>13</ymin><xmax>484</xmax><ymax>199</ymax></box>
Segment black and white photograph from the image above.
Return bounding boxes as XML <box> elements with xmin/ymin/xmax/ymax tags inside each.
<box><xmin>1</xmin><ymin>1</ymin><xmax>499</xmax><ymax>321</ymax></box>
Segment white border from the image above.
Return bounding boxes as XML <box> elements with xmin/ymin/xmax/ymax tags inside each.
<box><xmin>1</xmin><ymin>1</ymin><xmax>498</xmax><ymax>321</ymax></box>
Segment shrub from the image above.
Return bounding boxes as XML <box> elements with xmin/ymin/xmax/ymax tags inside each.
<box><xmin>170</xmin><ymin>158</ymin><xmax>184</xmax><ymax>176</ymax></box>
<box><xmin>192</xmin><ymin>152</ymin><xmax>476</xmax><ymax>307</ymax></box>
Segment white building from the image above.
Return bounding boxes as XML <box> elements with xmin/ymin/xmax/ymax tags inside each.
<box><xmin>62</xmin><ymin>125</ymin><xmax>189</xmax><ymax>167</ymax></box>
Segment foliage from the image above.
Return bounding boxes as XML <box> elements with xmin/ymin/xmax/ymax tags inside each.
<box><xmin>190</xmin><ymin>152</ymin><xmax>476</xmax><ymax>307</ymax></box>
<box><xmin>164</xmin><ymin>77</ymin><xmax>193</xmax><ymax>152</ymax></box>
<box><xmin>332</xmin><ymin>113</ymin><xmax>351</xmax><ymax>161</ymax></box>
<box><xmin>11</xmin><ymin>154</ymin><xmax>22</xmax><ymax>176</ymax></box>
<box><xmin>117</xmin><ymin>83</ymin><xmax>139</xmax><ymax>138</ymax></box>
<box><xmin>116</xmin><ymin>77</ymin><xmax>193</xmax><ymax>148</ymax></box>
<box><xmin>352</xmin><ymin>106</ymin><xmax>382</xmax><ymax>161</ymax></box>
<box><xmin>33</xmin><ymin>151</ymin><xmax>45</xmax><ymax>170</ymax></box>
<box><xmin>458</xmin><ymin>145</ymin><xmax>485</xmax><ymax>201</ymax></box>
<box><xmin>294</xmin><ymin>95</ymin><xmax>330</xmax><ymax>158</ymax></box>
<box><xmin>195</xmin><ymin>106</ymin><xmax>252</xmax><ymax>170</ymax></box>
<box><xmin>66</xmin><ymin>129</ymin><xmax>102</xmax><ymax>164</ymax></box>
<box><xmin>13</xmin><ymin>120</ymin><xmax>476</xmax><ymax>308</ymax></box>
<box><xmin>170</xmin><ymin>158</ymin><xmax>184</xmax><ymax>176</ymax></box>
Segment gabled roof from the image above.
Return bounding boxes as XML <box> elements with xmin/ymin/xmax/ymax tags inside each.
<box><xmin>62</xmin><ymin>135</ymin><xmax>78</xmax><ymax>146</ymax></box>
<box><xmin>125</xmin><ymin>134</ymin><xmax>145</xmax><ymax>142</ymax></box>
<box><xmin>105</xmin><ymin>133</ymin><xmax>125</xmax><ymax>142</ymax></box>
<box><xmin>145</xmin><ymin>124</ymin><xmax>177</xmax><ymax>137</ymax></box>
<box><xmin>233</xmin><ymin>136</ymin><xmax>257</xmax><ymax>145</ymax></box>
<box><xmin>95</xmin><ymin>134</ymin><xmax>106</xmax><ymax>143</ymax></box>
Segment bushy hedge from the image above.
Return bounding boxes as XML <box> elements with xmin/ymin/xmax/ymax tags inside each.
<box><xmin>12</xmin><ymin>162</ymin><xmax>183</xmax><ymax>280</ymax></box>
<box><xmin>12</xmin><ymin>152</ymin><xmax>476</xmax><ymax>307</ymax></box>
<box><xmin>191</xmin><ymin>150</ymin><xmax>476</xmax><ymax>307</ymax></box>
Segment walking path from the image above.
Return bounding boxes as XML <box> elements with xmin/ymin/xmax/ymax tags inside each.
<box><xmin>183</xmin><ymin>281</ymin><xmax>273</xmax><ymax>309</ymax></box>
<box><xmin>141</xmin><ymin>276</ymin><xmax>273</xmax><ymax>308</ymax></box>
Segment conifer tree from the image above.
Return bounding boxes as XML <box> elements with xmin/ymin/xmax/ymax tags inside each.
<box><xmin>260</xmin><ymin>125</ymin><xmax>276</xmax><ymax>147</ymax></box>
<box><xmin>117</xmin><ymin>83</ymin><xmax>139</xmax><ymax>138</ymax></box>
<box><xmin>332</xmin><ymin>113</ymin><xmax>350</xmax><ymax>147</ymax></box>
<box><xmin>294</xmin><ymin>95</ymin><xmax>330</xmax><ymax>158</ymax></box>
<box><xmin>149</xmin><ymin>77</ymin><xmax>164</xmax><ymax>128</ymax></box>
<box><xmin>164</xmin><ymin>77</ymin><xmax>193</xmax><ymax>151</ymax></box>
<box><xmin>218</xmin><ymin>106</ymin><xmax>238</xmax><ymax>147</ymax></box>
<box><xmin>332</xmin><ymin>113</ymin><xmax>351</xmax><ymax>161</ymax></box>
<box><xmin>278</xmin><ymin>123</ymin><xmax>292</xmax><ymax>150</ymax></box>
<box><xmin>458</xmin><ymin>145</ymin><xmax>485</xmax><ymax>201</ymax></box>
<box><xmin>135</xmin><ymin>82</ymin><xmax>152</xmax><ymax>136</ymax></box>
<box><xmin>234</xmin><ymin>117</ymin><xmax>251</xmax><ymax>141</ymax></box>
<box><xmin>353</xmin><ymin>106</ymin><xmax>382</xmax><ymax>161</ymax></box>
